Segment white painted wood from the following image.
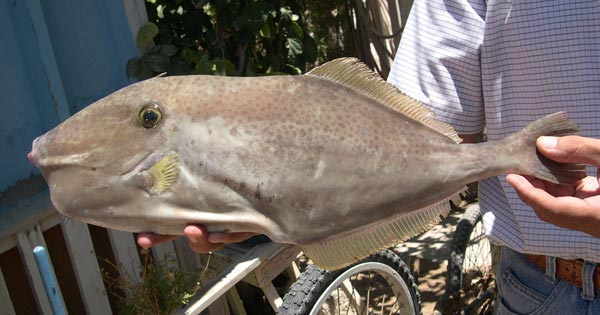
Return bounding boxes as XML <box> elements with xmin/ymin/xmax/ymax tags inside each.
<box><xmin>173</xmin><ymin>237</ymin><xmax>200</xmax><ymax>272</ymax></box>
<box><xmin>198</xmin><ymin>253</ymin><xmax>232</xmax><ymax>315</ymax></box>
<box><xmin>261</xmin><ymin>282</ymin><xmax>283</xmax><ymax>311</ymax></box>
<box><xmin>206</xmin><ymin>296</ymin><xmax>232</xmax><ymax>315</ymax></box>
<box><xmin>225</xmin><ymin>288</ymin><xmax>246</xmax><ymax>315</ymax></box>
<box><xmin>151</xmin><ymin>241</ymin><xmax>177</xmax><ymax>267</ymax></box>
<box><xmin>0</xmin><ymin>206</ymin><xmax>58</xmax><ymax>256</ymax></box>
<box><xmin>24</xmin><ymin>0</ymin><xmax>70</xmax><ymax>122</ymax></box>
<box><xmin>39</xmin><ymin>213</ymin><xmax>62</xmax><ymax>233</ymax></box>
<box><xmin>0</xmin><ymin>267</ymin><xmax>16</xmax><ymax>315</ymax></box>
<box><xmin>0</xmin><ymin>212</ymin><xmax>61</xmax><ymax>255</ymax></box>
<box><xmin>0</xmin><ymin>237</ymin><xmax>15</xmax><ymax>256</ymax></box>
<box><xmin>122</xmin><ymin>0</ymin><xmax>149</xmax><ymax>52</ymax></box>
<box><xmin>60</xmin><ymin>218</ymin><xmax>112</xmax><ymax>315</ymax></box>
<box><xmin>178</xmin><ymin>242</ymin><xmax>282</xmax><ymax>315</ymax></box>
<box><xmin>107</xmin><ymin>230</ymin><xmax>141</xmax><ymax>284</ymax></box>
<box><xmin>15</xmin><ymin>225</ymin><xmax>54</xmax><ymax>315</ymax></box>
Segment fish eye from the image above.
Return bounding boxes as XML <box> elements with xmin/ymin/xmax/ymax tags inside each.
<box><xmin>138</xmin><ymin>103</ymin><xmax>162</xmax><ymax>128</ymax></box>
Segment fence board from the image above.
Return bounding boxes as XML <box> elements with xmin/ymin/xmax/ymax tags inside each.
<box><xmin>173</xmin><ymin>237</ymin><xmax>200</xmax><ymax>272</ymax></box>
<box><xmin>16</xmin><ymin>225</ymin><xmax>54</xmax><ymax>314</ymax></box>
<box><xmin>24</xmin><ymin>0</ymin><xmax>70</xmax><ymax>121</ymax></box>
<box><xmin>61</xmin><ymin>218</ymin><xmax>112</xmax><ymax>314</ymax></box>
<box><xmin>108</xmin><ymin>230</ymin><xmax>141</xmax><ymax>284</ymax></box>
<box><xmin>0</xmin><ymin>266</ymin><xmax>16</xmax><ymax>315</ymax></box>
<box><xmin>152</xmin><ymin>241</ymin><xmax>177</xmax><ymax>266</ymax></box>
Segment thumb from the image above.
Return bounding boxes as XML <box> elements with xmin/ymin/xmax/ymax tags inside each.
<box><xmin>537</xmin><ymin>136</ymin><xmax>600</xmax><ymax>166</ymax></box>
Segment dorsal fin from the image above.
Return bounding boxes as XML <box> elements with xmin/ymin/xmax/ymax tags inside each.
<box><xmin>307</xmin><ymin>58</ymin><xmax>461</xmax><ymax>143</ymax></box>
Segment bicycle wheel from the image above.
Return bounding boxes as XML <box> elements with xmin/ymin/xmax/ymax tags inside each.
<box><xmin>435</xmin><ymin>203</ymin><xmax>494</xmax><ymax>315</ymax></box>
<box><xmin>279</xmin><ymin>249</ymin><xmax>421</xmax><ymax>315</ymax></box>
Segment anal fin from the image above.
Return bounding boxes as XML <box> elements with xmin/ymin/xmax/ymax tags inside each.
<box><xmin>300</xmin><ymin>194</ymin><xmax>460</xmax><ymax>270</ymax></box>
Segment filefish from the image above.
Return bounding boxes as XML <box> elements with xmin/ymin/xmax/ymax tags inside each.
<box><xmin>28</xmin><ymin>58</ymin><xmax>585</xmax><ymax>270</ymax></box>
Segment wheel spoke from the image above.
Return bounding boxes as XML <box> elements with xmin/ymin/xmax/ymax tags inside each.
<box><xmin>280</xmin><ymin>250</ymin><xmax>420</xmax><ymax>315</ymax></box>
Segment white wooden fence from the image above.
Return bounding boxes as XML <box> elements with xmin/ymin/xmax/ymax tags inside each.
<box><xmin>0</xmin><ymin>192</ymin><xmax>300</xmax><ymax>315</ymax></box>
<box><xmin>0</xmin><ymin>194</ymin><xmax>214</xmax><ymax>315</ymax></box>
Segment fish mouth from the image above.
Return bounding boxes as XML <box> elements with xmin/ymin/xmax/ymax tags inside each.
<box><xmin>29</xmin><ymin>134</ymin><xmax>94</xmax><ymax>171</ymax></box>
<box><xmin>30</xmin><ymin>152</ymin><xmax>92</xmax><ymax>170</ymax></box>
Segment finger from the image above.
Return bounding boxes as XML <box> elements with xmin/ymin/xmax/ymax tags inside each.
<box><xmin>572</xmin><ymin>176</ymin><xmax>600</xmax><ymax>199</ymax></box>
<box><xmin>509</xmin><ymin>174</ymin><xmax>575</xmax><ymax>198</ymax></box>
<box><xmin>208</xmin><ymin>232</ymin><xmax>256</xmax><ymax>244</ymax></box>
<box><xmin>184</xmin><ymin>225</ymin><xmax>224</xmax><ymax>253</ymax></box>
<box><xmin>507</xmin><ymin>174</ymin><xmax>589</xmax><ymax>226</ymax></box>
<box><xmin>137</xmin><ymin>233</ymin><xmax>180</xmax><ymax>249</ymax></box>
<box><xmin>506</xmin><ymin>174</ymin><xmax>559</xmax><ymax>213</ymax></box>
<box><xmin>507</xmin><ymin>174</ymin><xmax>535</xmax><ymax>194</ymax></box>
<box><xmin>537</xmin><ymin>136</ymin><xmax>600</xmax><ymax>165</ymax></box>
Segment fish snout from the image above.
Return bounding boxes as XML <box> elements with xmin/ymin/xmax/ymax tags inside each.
<box><xmin>27</xmin><ymin>150</ymin><xmax>38</xmax><ymax>166</ymax></box>
<box><xmin>28</xmin><ymin>135</ymin><xmax>46</xmax><ymax>167</ymax></box>
<box><xmin>28</xmin><ymin>133</ymin><xmax>61</xmax><ymax>169</ymax></box>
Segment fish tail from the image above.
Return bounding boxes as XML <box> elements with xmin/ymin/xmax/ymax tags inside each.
<box><xmin>517</xmin><ymin>112</ymin><xmax>586</xmax><ymax>184</ymax></box>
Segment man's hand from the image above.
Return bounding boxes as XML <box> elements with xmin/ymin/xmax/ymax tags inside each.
<box><xmin>137</xmin><ymin>224</ymin><xmax>256</xmax><ymax>253</ymax></box>
<box><xmin>507</xmin><ymin>135</ymin><xmax>600</xmax><ymax>238</ymax></box>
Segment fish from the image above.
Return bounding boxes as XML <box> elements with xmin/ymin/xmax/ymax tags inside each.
<box><xmin>28</xmin><ymin>58</ymin><xmax>585</xmax><ymax>270</ymax></box>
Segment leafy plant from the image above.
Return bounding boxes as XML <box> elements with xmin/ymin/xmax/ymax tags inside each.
<box><xmin>101</xmin><ymin>250</ymin><xmax>200</xmax><ymax>315</ymax></box>
<box><xmin>127</xmin><ymin>0</ymin><xmax>355</xmax><ymax>79</ymax></box>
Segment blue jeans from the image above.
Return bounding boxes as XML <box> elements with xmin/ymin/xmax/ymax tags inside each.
<box><xmin>496</xmin><ymin>246</ymin><xmax>600</xmax><ymax>315</ymax></box>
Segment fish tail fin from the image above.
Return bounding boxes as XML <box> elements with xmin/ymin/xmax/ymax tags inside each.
<box><xmin>516</xmin><ymin>112</ymin><xmax>586</xmax><ymax>184</ymax></box>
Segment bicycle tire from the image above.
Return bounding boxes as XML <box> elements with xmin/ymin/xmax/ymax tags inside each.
<box><xmin>279</xmin><ymin>249</ymin><xmax>422</xmax><ymax>315</ymax></box>
<box><xmin>435</xmin><ymin>203</ymin><xmax>493</xmax><ymax>315</ymax></box>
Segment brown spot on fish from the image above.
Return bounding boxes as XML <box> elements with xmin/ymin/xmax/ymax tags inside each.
<box><xmin>229</xmin><ymin>127</ymin><xmax>240</xmax><ymax>137</ymax></box>
<box><xmin>254</xmin><ymin>184</ymin><xmax>262</xmax><ymax>200</ymax></box>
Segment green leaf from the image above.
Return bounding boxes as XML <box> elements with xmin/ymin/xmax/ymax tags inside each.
<box><xmin>203</xmin><ymin>2</ymin><xmax>216</xmax><ymax>17</ymax></box>
<box><xmin>285</xmin><ymin>64</ymin><xmax>302</xmax><ymax>75</ymax></box>
<box><xmin>280</xmin><ymin>6</ymin><xmax>293</xmax><ymax>21</ymax></box>
<box><xmin>137</xmin><ymin>62</ymin><xmax>156</xmax><ymax>80</ymax></box>
<box><xmin>223</xmin><ymin>59</ymin><xmax>237</xmax><ymax>75</ymax></box>
<box><xmin>190</xmin><ymin>0</ymin><xmax>208</xmax><ymax>10</ymax></box>
<box><xmin>233</xmin><ymin>16</ymin><xmax>247</xmax><ymax>31</ymax></box>
<box><xmin>259</xmin><ymin>23</ymin><xmax>271</xmax><ymax>38</ymax></box>
<box><xmin>181</xmin><ymin>47</ymin><xmax>201</xmax><ymax>64</ymax></box>
<box><xmin>169</xmin><ymin>57</ymin><xmax>194</xmax><ymax>75</ymax></box>
<box><xmin>160</xmin><ymin>45</ymin><xmax>179</xmax><ymax>57</ymax></box>
<box><xmin>137</xmin><ymin>23</ymin><xmax>159</xmax><ymax>48</ymax></box>
<box><xmin>142</xmin><ymin>53</ymin><xmax>170</xmax><ymax>73</ymax></box>
<box><xmin>156</xmin><ymin>22</ymin><xmax>171</xmax><ymax>34</ymax></box>
<box><xmin>211</xmin><ymin>59</ymin><xmax>229</xmax><ymax>76</ymax></box>
<box><xmin>126</xmin><ymin>58</ymin><xmax>141</xmax><ymax>78</ymax></box>
<box><xmin>195</xmin><ymin>61</ymin><xmax>214</xmax><ymax>75</ymax></box>
<box><xmin>290</xmin><ymin>21</ymin><xmax>303</xmax><ymax>38</ymax></box>
<box><xmin>286</xmin><ymin>37</ymin><xmax>303</xmax><ymax>57</ymax></box>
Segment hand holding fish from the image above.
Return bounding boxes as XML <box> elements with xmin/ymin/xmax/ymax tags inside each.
<box><xmin>137</xmin><ymin>224</ymin><xmax>255</xmax><ymax>253</ymax></box>
<box><xmin>507</xmin><ymin>136</ymin><xmax>600</xmax><ymax>238</ymax></box>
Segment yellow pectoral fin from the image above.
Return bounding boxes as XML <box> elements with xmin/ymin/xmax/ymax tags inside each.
<box><xmin>147</xmin><ymin>153</ymin><xmax>179</xmax><ymax>194</ymax></box>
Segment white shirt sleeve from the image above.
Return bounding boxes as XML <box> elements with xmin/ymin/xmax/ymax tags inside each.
<box><xmin>387</xmin><ymin>0</ymin><xmax>487</xmax><ymax>135</ymax></box>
